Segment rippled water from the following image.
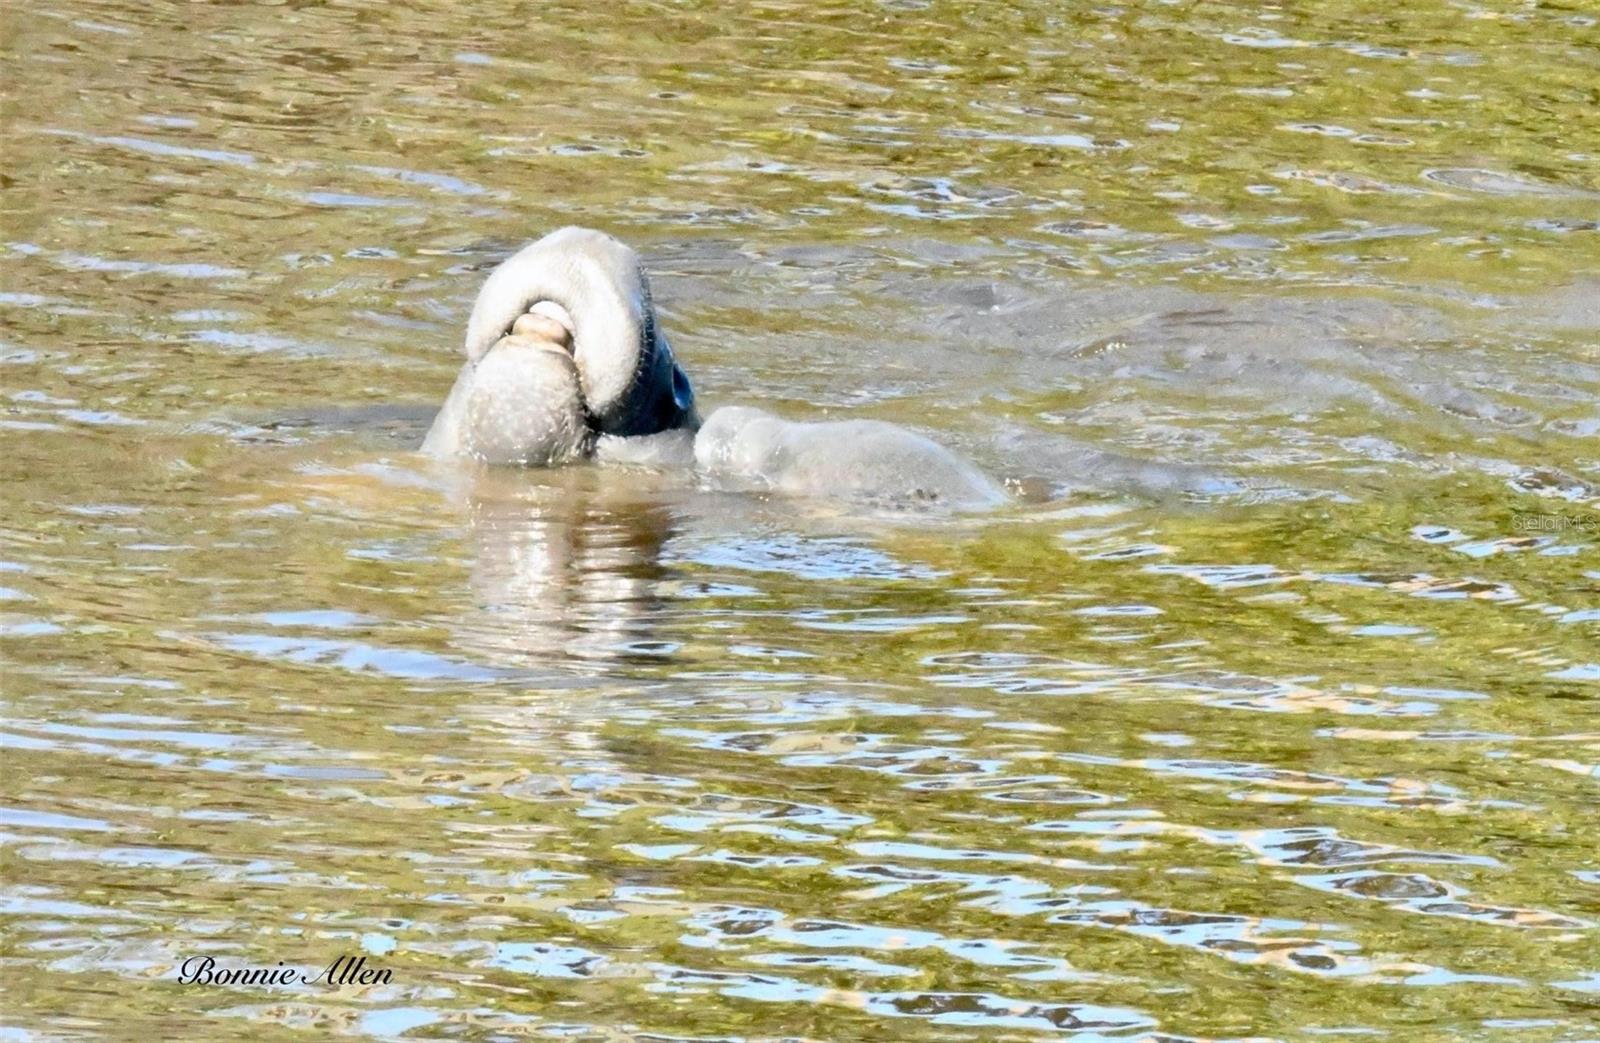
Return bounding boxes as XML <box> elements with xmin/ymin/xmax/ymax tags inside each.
<box><xmin>3</xmin><ymin>1</ymin><xmax>1598</xmax><ymax>1039</ymax></box>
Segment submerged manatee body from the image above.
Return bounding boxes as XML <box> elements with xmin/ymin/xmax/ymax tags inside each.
<box><xmin>694</xmin><ymin>406</ymin><xmax>1007</xmax><ymax>508</ymax></box>
<box><xmin>423</xmin><ymin>227</ymin><xmax>697</xmax><ymax>465</ymax></box>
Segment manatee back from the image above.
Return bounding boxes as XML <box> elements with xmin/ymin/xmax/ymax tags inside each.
<box><xmin>772</xmin><ymin>418</ymin><xmax>1004</xmax><ymax>506</ymax></box>
<box><xmin>695</xmin><ymin>407</ymin><xmax>1005</xmax><ymax>508</ymax></box>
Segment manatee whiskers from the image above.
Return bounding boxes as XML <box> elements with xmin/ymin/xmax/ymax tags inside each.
<box><xmin>456</xmin><ymin>332</ymin><xmax>590</xmax><ymax>467</ymax></box>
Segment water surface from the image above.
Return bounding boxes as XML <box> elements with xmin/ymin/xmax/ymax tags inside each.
<box><xmin>2</xmin><ymin>1</ymin><xmax>1598</xmax><ymax>1039</ymax></box>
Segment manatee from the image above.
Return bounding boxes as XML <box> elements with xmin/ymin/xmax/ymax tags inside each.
<box><xmin>423</xmin><ymin>227</ymin><xmax>697</xmax><ymax>465</ymax></box>
<box><xmin>425</xmin><ymin>228</ymin><xmax>1007</xmax><ymax>511</ymax></box>
<box><xmin>693</xmin><ymin>405</ymin><xmax>1007</xmax><ymax>509</ymax></box>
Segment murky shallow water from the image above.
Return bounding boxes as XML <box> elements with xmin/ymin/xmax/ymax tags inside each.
<box><xmin>3</xmin><ymin>1</ymin><xmax>1598</xmax><ymax>1039</ymax></box>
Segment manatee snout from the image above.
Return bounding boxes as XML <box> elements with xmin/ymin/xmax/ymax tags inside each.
<box><xmin>423</xmin><ymin>227</ymin><xmax>698</xmax><ymax>468</ymax></box>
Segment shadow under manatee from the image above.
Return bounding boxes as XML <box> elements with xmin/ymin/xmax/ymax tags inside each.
<box><xmin>454</xmin><ymin>465</ymin><xmax>687</xmax><ymax>674</ymax></box>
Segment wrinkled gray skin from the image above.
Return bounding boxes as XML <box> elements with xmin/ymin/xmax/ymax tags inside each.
<box><xmin>425</xmin><ymin>226</ymin><xmax>1006</xmax><ymax>509</ymax></box>
<box><xmin>423</xmin><ymin>227</ymin><xmax>697</xmax><ymax>465</ymax></box>
<box><xmin>694</xmin><ymin>406</ymin><xmax>1008</xmax><ymax>508</ymax></box>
